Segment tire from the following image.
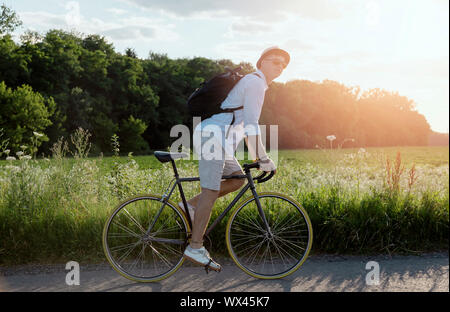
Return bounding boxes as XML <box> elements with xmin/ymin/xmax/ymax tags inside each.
<box><xmin>226</xmin><ymin>192</ymin><xmax>313</xmax><ymax>279</ymax></box>
<box><xmin>102</xmin><ymin>195</ymin><xmax>189</xmax><ymax>282</ymax></box>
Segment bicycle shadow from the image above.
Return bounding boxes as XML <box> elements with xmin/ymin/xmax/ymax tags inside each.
<box><xmin>215</xmin><ymin>276</ymin><xmax>296</xmax><ymax>292</ymax></box>
<box><xmin>210</xmin><ymin>256</ymin><xmax>449</xmax><ymax>292</ymax></box>
<box><xmin>97</xmin><ymin>253</ymin><xmax>449</xmax><ymax>292</ymax></box>
<box><xmin>102</xmin><ymin>281</ymin><xmax>164</xmax><ymax>292</ymax></box>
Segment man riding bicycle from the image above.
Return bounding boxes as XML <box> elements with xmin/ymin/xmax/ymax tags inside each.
<box><xmin>181</xmin><ymin>46</ymin><xmax>290</xmax><ymax>272</ymax></box>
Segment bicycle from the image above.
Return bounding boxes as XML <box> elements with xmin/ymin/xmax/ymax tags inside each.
<box><xmin>102</xmin><ymin>151</ymin><xmax>313</xmax><ymax>282</ymax></box>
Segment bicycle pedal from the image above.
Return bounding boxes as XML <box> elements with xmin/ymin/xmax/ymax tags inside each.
<box><xmin>204</xmin><ymin>266</ymin><xmax>221</xmax><ymax>274</ymax></box>
<box><xmin>203</xmin><ymin>260</ymin><xmax>221</xmax><ymax>274</ymax></box>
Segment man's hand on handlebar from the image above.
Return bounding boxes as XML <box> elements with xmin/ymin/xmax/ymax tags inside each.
<box><xmin>245</xmin><ymin>135</ymin><xmax>276</xmax><ymax>174</ymax></box>
<box><xmin>258</xmin><ymin>157</ymin><xmax>276</xmax><ymax>174</ymax></box>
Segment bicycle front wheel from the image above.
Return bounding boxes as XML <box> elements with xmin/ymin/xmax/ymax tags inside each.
<box><xmin>226</xmin><ymin>192</ymin><xmax>313</xmax><ymax>279</ymax></box>
<box><xmin>102</xmin><ymin>195</ymin><xmax>189</xmax><ymax>282</ymax></box>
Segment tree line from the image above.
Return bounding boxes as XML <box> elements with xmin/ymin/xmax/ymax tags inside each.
<box><xmin>260</xmin><ymin>79</ymin><xmax>432</xmax><ymax>149</ymax></box>
<box><xmin>0</xmin><ymin>6</ymin><xmax>435</xmax><ymax>156</ymax></box>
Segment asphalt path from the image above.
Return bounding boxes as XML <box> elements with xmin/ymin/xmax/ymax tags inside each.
<box><xmin>0</xmin><ymin>253</ymin><xmax>448</xmax><ymax>292</ymax></box>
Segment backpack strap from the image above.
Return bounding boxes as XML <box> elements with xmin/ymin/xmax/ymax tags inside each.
<box><xmin>225</xmin><ymin>111</ymin><xmax>237</xmax><ymax>138</ymax></box>
<box><xmin>221</xmin><ymin>106</ymin><xmax>243</xmax><ymax>136</ymax></box>
<box><xmin>220</xmin><ymin>72</ymin><xmax>262</xmax><ymax>115</ymax></box>
<box><xmin>221</xmin><ymin>106</ymin><xmax>243</xmax><ymax>113</ymax></box>
<box><xmin>222</xmin><ymin>71</ymin><xmax>264</xmax><ymax>137</ymax></box>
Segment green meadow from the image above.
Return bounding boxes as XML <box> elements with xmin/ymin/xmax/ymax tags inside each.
<box><xmin>0</xmin><ymin>146</ymin><xmax>448</xmax><ymax>265</ymax></box>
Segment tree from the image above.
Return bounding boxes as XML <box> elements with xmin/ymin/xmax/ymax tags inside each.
<box><xmin>118</xmin><ymin>115</ymin><xmax>149</xmax><ymax>154</ymax></box>
<box><xmin>0</xmin><ymin>23</ymin><xmax>434</xmax><ymax>153</ymax></box>
<box><xmin>125</xmin><ymin>47</ymin><xmax>137</xmax><ymax>59</ymax></box>
<box><xmin>0</xmin><ymin>82</ymin><xmax>54</xmax><ymax>152</ymax></box>
<box><xmin>108</xmin><ymin>54</ymin><xmax>159</xmax><ymax>148</ymax></box>
<box><xmin>0</xmin><ymin>34</ymin><xmax>31</xmax><ymax>88</ymax></box>
<box><xmin>0</xmin><ymin>4</ymin><xmax>22</xmax><ymax>36</ymax></box>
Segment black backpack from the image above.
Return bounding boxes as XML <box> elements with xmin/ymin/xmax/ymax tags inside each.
<box><xmin>187</xmin><ymin>67</ymin><xmax>245</xmax><ymax>120</ymax></box>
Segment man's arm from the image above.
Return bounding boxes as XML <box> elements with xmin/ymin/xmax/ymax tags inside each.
<box><xmin>242</xmin><ymin>76</ymin><xmax>275</xmax><ymax>171</ymax></box>
<box><xmin>245</xmin><ymin>135</ymin><xmax>276</xmax><ymax>172</ymax></box>
<box><xmin>245</xmin><ymin>135</ymin><xmax>268</xmax><ymax>161</ymax></box>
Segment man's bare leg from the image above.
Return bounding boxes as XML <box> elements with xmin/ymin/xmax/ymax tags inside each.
<box><xmin>189</xmin><ymin>187</ymin><xmax>219</xmax><ymax>249</ymax></box>
<box><xmin>188</xmin><ymin>171</ymin><xmax>245</xmax><ymax>249</ymax></box>
<box><xmin>186</xmin><ymin>171</ymin><xmax>245</xmax><ymax>208</ymax></box>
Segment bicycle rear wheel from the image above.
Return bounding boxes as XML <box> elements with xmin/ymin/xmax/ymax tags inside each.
<box><xmin>102</xmin><ymin>195</ymin><xmax>189</xmax><ymax>282</ymax></box>
<box><xmin>226</xmin><ymin>192</ymin><xmax>313</xmax><ymax>279</ymax></box>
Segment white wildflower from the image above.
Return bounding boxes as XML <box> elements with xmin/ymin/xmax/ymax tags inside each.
<box><xmin>16</xmin><ymin>151</ymin><xmax>24</xmax><ymax>156</ymax></box>
<box><xmin>22</xmin><ymin>155</ymin><xmax>32</xmax><ymax>160</ymax></box>
<box><xmin>33</xmin><ymin>131</ymin><xmax>44</xmax><ymax>138</ymax></box>
<box><xmin>326</xmin><ymin>135</ymin><xmax>337</xmax><ymax>149</ymax></box>
<box><xmin>6</xmin><ymin>156</ymin><xmax>16</xmax><ymax>161</ymax></box>
<box><xmin>20</xmin><ymin>145</ymin><xmax>27</xmax><ymax>150</ymax></box>
<box><xmin>4</xmin><ymin>149</ymin><xmax>10</xmax><ymax>155</ymax></box>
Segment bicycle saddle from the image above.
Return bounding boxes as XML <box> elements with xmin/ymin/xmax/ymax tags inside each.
<box><xmin>154</xmin><ymin>151</ymin><xmax>189</xmax><ymax>163</ymax></box>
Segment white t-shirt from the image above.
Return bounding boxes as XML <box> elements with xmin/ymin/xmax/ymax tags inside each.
<box><xmin>193</xmin><ymin>69</ymin><xmax>268</xmax><ymax>156</ymax></box>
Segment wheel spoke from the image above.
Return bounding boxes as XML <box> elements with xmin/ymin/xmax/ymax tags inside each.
<box><xmin>111</xmin><ymin>220</ymin><xmax>142</xmax><ymax>239</ymax></box>
<box><xmin>122</xmin><ymin>208</ymin><xmax>147</xmax><ymax>234</ymax></box>
<box><xmin>230</xmin><ymin>234</ymin><xmax>263</xmax><ymax>249</ymax></box>
<box><xmin>104</xmin><ymin>197</ymin><xmax>188</xmax><ymax>282</ymax></box>
<box><xmin>228</xmin><ymin>195</ymin><xmax>312</xmax><ymax>278</ymax></box>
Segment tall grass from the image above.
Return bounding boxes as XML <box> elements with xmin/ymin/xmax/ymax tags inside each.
<box><xmin>0</xmin><ymin>131</ymin><xmax>448</xmax><ymax>264</ymax></box>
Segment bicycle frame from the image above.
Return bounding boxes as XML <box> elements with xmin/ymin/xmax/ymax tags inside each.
<box><xmin>146</xmin><ymin>159</ymin><xmax>273</xmax><ymax>242</ymax></box>
<box><xmin>104</xmin><ymin>152</ymin><xmax>314</xmax><ymax>282</ymax></box>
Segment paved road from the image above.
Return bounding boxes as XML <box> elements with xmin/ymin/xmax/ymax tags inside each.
<box><xmin>0</xmin><ymin>253</ymin><xmax>448</xmax><ymax>292</ymax></box>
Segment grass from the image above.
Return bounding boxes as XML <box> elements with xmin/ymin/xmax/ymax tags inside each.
<box><xmin>281</xmin><ymin>146</ymin><xmax>449</xmax><ymax>167</ymax></box>
<box><xmin>0</xmin><ymin>146</ymin><xmax>448</xmax><ymax>265</ymax></box>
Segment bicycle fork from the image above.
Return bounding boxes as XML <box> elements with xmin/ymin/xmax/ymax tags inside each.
<box><xmin>246</xmin><ymin>170</ymin><xmax>273</xmax><ymax>238</ymax></box>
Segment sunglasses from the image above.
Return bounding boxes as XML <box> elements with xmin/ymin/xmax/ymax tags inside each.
<box><xmin>265</xmin><ymin>58</ymin><xmax>287</xmax><ymax>68</ymax></box>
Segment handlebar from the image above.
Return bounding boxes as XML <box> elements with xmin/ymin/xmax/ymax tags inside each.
<box><xmin>243</xmin><ymin>162</ymin><xmax>276</xmax><ymax>184</ymax></box>
<box><xmin>258</xmin><ymin>171</ymin><xmax>275</xmax><ymax>183</ymax></box>
<box><xmin>243</xmin><ymin>162</ymin><xmax>260</xmax><ymax>170</ymax></box>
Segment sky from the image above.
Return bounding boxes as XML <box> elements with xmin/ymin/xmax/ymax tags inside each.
<box><xmin>4</xmin><ymin>0</ymin><xmax>449</xmax><ymax>133</ymax></box>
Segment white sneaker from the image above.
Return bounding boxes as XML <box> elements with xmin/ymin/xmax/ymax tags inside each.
<box><xmin>178</xmin><ymin>201</ymin><xmax>195</xmax><ymax>222</ymax></box>
<box><xmin>183</xmin><ymin>245</ymin><xmax>221</xmax><ymax>272</ymax></box>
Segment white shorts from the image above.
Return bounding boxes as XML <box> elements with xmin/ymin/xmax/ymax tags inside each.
<box><xmin>194</xmin><ymin>131</ymin><xmax>243</xmax><ymax>191</ymax></box>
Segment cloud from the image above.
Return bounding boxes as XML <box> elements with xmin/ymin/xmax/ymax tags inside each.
<box><xmin>356</xmin><ymin>58</ymin><xmax>450</xmax><ymax>82</ymax></box>
<box><xmin>224</xmin><ymin>20</ymin><xmax>274</xmax><ymax>38</ymax></box>
<box><xmin>313</xmin><ymin>51</ymin><xmax>373</xmax><ymax>65</ymax></box>
<box><xmin>284</xmin><ymin>39</ymin><xmax>315</xmax><ymax>53</ymax></box>
<box><xmin>19</xmin><ymin>11</ymin><xmax>67</xmax><ymax>30</ymax></box>
<box><xmin>102</xmin><ymin>26</ymin><xmax>156</xmax><ymax>40</ymax></box>
<box><xmin>215</xmin><ymin>39</ymin><xmax>319</xmax><ymax>67</ymax></box>
<box><xmin>230</xmin><ymin>21</ymin><xmax>273</xmax><ymax>35</ymax></box>
<box><xmin>121</xmin><ymin>0</ymin><xmax>345</xmax><ymax>22</ymax></box>
<box><xmin>65</xmin><ymin>1</ymin><xmax>81</xmax><ymax>27</ymax></box>
<box><xmin>106</xmin><ymin>8</ymin><xmax>128</xmax><ymax>16</ymax></box>
<box><xmin>214</xmin><ymin>41</ymin><xmax>270</xmax><ymax>62</ymax></box>
<box><xmin>112</xmin><ymin>17</ymin><xmax>179</xmax><ymax>42</ymax></box>
<box><xmin>17</xmin><ymin>9</ymin><xmax>178</xmax><ymax>43</ymax></box>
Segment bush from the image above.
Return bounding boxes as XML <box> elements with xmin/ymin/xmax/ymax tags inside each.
<box><xmin>0</xmin><ymin>81</ymin><xmax>54</xmax><ymax>153</ymax></box>
<box><xmin>0</xmin><ymin>147</ymin><xmax>448</xmax><ymax>264</ymax></box>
